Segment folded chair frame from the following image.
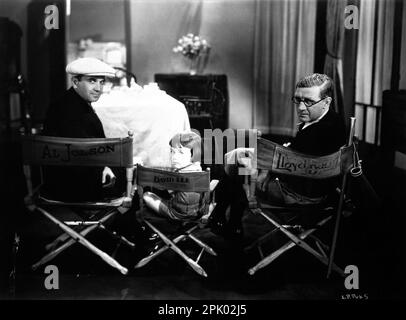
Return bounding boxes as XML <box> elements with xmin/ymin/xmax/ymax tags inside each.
<box><xmin>134</xmin><ymin>165</ymin><xmax>218</xmax><ymax>277</ymax></box>
<box><xmin>135</xmin><ymin>220</ymin><xmax>217</xmax><ymax>277</ymax></box>
<box><xmin>244</xmin><ymin>118</ymin><xmax>358</xmax><ymax>278</ymax></box>
<box><xmin>30</xmin><ymin>204</ymin><xmax>134</xmax><ymax>275</ymax></box>
<box><xmin>21</xmin><ymin>134</ymin><xmax>135</xmax><ymax>275</ymax></box>
<box><xmin>246</xmin><ymin>206</ymin><xmax>344</xmax><ymax>277</ymax></box>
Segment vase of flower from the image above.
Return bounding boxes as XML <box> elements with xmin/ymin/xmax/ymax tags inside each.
<box><xmin>189</xmin><ymin>56</ymin><xmax>199</xmax><ymax>75</ymax></box>
<box><xmin>173</xmin><ymin>33</ymin><xmax>210</xmax><ymax>75</ymax></box>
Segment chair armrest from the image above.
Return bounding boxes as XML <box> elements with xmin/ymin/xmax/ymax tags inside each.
<box><xmin>209</xmin><ymin>179</ymin><xmax>219</xmax><ymax>192</ymax></box>
<box><xmin>24</xmin><ymin>195</ymin><xmax>36</xmax><ymax>212</ymax></box>
<box><xmin>24</xmin><ymin>184</ymin><xmax>42</xmax><ymax>212</ymax></box>
<box><xmin>121</xmin><ymin>196</ymin><xmax>133</xmax><ymax>208</ymax></box>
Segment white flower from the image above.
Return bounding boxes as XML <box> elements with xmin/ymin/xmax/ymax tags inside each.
<box><xmin>173</xmin><ymin>34</ymin><xmax>211</xmax><ymax>60</ymax></box>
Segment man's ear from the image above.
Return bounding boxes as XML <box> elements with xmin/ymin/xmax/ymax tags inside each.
<box><xmin>72</xmin><ymin>77</ymin><xmax>79</xmax><ymax>88</ymax></box>
<box><xmin>325</xmin><ymin>96</ymin><xmax>332</xmax><ymax>107</ymax></box>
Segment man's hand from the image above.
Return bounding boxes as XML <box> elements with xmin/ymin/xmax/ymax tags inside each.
<box><xmin>102</xmin><ymin>166</ymin><xmax>116</xmax><ymax>188</ymax></box>
<box><xmin>257</xmin><ymin>169</ymin><xmax>270</xmax><ymax>192</ymax></box>
<box><xmin>225</xmin><ymin>148</ymin><xmax>257</xmax><ymax>175</ymax></box>
<box><xmin>225</xmin><ymin>148</ymin><xmax>254</xmax><ymax>166</ymax></box>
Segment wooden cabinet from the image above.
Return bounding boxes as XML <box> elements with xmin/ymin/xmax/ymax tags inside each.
<box><xmin>154</xmin><ymin>74</ymin><xmax>229</xmax><ymax>133</ymax></box>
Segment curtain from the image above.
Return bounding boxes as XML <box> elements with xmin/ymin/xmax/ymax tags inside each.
<box><xmin>355</xmin><ymin>0</ymin><xmax>394</xmax><ymax>144</ymax></box>
<box><xmin>324</xmin><ymin>0</ymin><xmax>347</xmax><ymax>116</ymax></box>
<box><xmin>401</xmin><ymin>3</ymin><xmax>406</xmax><ymax>89</ymax></box>
<box><xmin>129</xmin><ymin>0</ymin><xmax>203</xmax><ymax>85</ymax></box>
<box><xmin>252</xmin><ymin>0</ymin><xmax>317</xmax><ymax>136</ymax></box>
<box><xmin>129</xmin><ymin>0</ymin><xmax>256</xmax><ymax>129</ymax></box>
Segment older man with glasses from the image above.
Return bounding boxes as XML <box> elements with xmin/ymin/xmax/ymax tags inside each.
<box><xmin>288</xmin><ymin>73</ymin><xmax>346</xmax><ymax>156</ymax></box>
<box><xmin>209</xmin><ymin>73</ymin><xmax>346</xmax><ymax>239</ymax></box>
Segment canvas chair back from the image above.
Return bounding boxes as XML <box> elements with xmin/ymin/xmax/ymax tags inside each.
<box><xmin>256</xmin><ymin>138</ymin><xmax>356</xmax><ymax>179</ymax></box>
<box><xmin>21</xmin><ymin>134</ymin><xmax>134</xmax><ymax>199</ymax></box>
<box><xmin>136</xmin><ymin>165</ymin><xmax>211</xmax><ymax>217</ymax></box>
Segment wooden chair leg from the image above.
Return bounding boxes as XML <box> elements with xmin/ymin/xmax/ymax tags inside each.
<box><xmin>34</xmin><ymin>207</ymin><xmax>128</xmax><ymax>275</ymax></box>
<box><xmin>44</xmin><ymin>209</ymin><xmax>105</xmax><ymax>251</ymax></box>
<box><xmin>134</xmin><ymin>232</ymin><xmax>189</xmax><ymax>268</ymax></box>
<box><xmin>327</xmin><ymin>173</ymin><xmax>349</xmax><ymax>278</ymax></box>
<box><xmin>135</xmin><ymin>223</ymin><xmax>216</xmax><ymax>269</ymax></box>
<box><xmin>33</xmin><ymin>209</ymin><xmax>118</xmax><ymax>270</ymax></box>
<box><xmin>248</xmin><ymin>208</ymin><xmax>344</xmax><ymax>276</ymax></box>
<box><xmin>187</xmin><ymin>233</ymin><xmax>217</xmax><ymax>256</ymax></box>
<box><xmin>248</xmin><ymin>226</ymin><xmax>344</xmax><ymax>276</ymax></box>
<box><xmin>244</xmin><ymin>229</ymin><xmax>278</xmax><ymax>252</ymax></box>
<box><xmin>140</xmin><ymin>221</ymin><xmax>208</xmax><ymax>277</ymax></box>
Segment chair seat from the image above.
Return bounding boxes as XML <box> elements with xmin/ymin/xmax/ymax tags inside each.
<box><xmin>257</xmin><ymin>190</ymin><xmax>338</xmax><ymax>211</ymax></box>
<box><xmin>259</xmin><ymin>201</ymin><xmax>333</xmax><ymax>211</ymax></box>
<box><xmin>37</xmin><ymin>195</ymin><xmax>130</xmax><ymax>208</ymax></box>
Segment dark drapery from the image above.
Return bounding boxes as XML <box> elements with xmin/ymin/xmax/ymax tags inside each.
<box><xmin>324</xmin><ymin>0</ymin><xmax>347</xmax><ymax>117</ymax></box>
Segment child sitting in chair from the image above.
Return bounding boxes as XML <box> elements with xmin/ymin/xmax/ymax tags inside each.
<box><xmin>142</xmin><ymin>131</ymin><xmax>208</xmax><ymax>221</ymax></box>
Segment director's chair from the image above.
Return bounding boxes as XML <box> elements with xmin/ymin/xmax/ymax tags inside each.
<box><xmin>134</xmin><ymin>165</ymin><xmax>218</xmax><ymax>277</ymax></box>
<box><xmin>244</xmin><ymin>118</ymin><xmax>358</xmax><ymax>278</ymax></box>
<box><xmin>21</xmin><ymin>133</ymin><xmax>135</xmax><ymax>275</ymax></box>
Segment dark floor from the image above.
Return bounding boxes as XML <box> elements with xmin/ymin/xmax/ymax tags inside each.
<box><xmin>1</xmin><ymin>130</ymin><xmax>405</xmax><ymax>301</ymax></box>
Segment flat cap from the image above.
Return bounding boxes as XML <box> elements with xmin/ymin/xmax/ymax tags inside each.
<box><xmin>66</xmin><ymin>57</ymin><xmax>116</xmax><ymax>77</ymax></box>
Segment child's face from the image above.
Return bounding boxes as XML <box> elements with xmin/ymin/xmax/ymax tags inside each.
<box><xmin>171</xmin><ymin>146</ymin><xmax>192</xmax><ymax>169</ymax></box>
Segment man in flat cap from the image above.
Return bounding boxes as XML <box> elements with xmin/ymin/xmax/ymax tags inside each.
<box><xmin>42</xmin><ymin>57</ymin><xmax>117</xmax><ymax>201</ymax></box>
<box><xmin>42</xmin><ymin>57</ymin><xmax>158</xmax><ymax>248</ymax></box>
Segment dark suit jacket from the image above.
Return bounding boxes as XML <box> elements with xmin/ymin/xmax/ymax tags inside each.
<box><xmin>290</xmin><ymin>108</ymin><xmax>346</xmax><ymax>156</ymax></box>
<box><xmin>283</xmin><ymin>108</ymin><xmax>347</xmax><ymax>198</ymax></box>
<box><xmin>43</xmin><ymin>87</ymin><xmax>105</xmax><ymax>138</ymax></box>
<box><xmin>42</xmin><ymin>88</ymin><xmax>106</xmax><ymax>201</ymax></box>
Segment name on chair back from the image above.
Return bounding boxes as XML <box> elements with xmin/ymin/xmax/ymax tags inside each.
<box><xmin>272</xmin><ymin>146</ymin><xmax>340</xmax><ymax>178</ymax></box>
<box><xmin>41</xmin><ymin>144</ymin><xmax>116</xmax><ymax>162</ymax></box>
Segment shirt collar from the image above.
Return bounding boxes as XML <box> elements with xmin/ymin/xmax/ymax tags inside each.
<box><xmin>300</xmin><ymin>107</ymin><xmax>329</xmax><ymax>131</ymax></box>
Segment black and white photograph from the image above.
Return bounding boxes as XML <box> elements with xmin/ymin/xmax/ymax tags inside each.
<box><xmin>0</xmin><ymin>0</ymin><xmax>405</xmax><ymax>307</ymax></box>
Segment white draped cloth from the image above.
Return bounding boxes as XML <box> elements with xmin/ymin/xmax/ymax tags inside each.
<box><xmin>93</xmin><ymin>86</ymin><xmax>190</xmax><ymax>167</ymax></box>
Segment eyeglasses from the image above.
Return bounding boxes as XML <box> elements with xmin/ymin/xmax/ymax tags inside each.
<box><xmin>291</xmin><ymin>97</ymin><xmax>326</xmax><ymax>108</ymax></box>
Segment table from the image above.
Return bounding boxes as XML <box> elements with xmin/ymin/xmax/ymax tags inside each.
<box><xmin>93</xmin><ymin>86</ymin><xmax>190</xmax><ymax>167</ymax></box>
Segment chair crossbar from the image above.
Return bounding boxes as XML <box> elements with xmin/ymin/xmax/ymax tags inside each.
<box><xmin>196</xmin><ymin>248</ymin><xmax>205</xmax><ymax>264</ymax></box>
<box><xmin>38</xmin><ymin>196</ymin><xmax>127</xmax><ymax>208</ymax></box>
<box><xmin>142</xmin><ymin>220</ymin><xmax>208</xmax><ymax>277</ymax></box>
<box><xmin>65</xmin><ymin>221</ymin><xmax>100</xmax><ymax>226</ymax></box>
<box><xmin>258</xmin><ymin>245</ymin><xmax>264</xmax><ymax>259</ymax></box>
<box><xmin>97</xmin><ymin>224</ymin><xmax>135</xmax><ymax>249</ymax></box>
<box><xmin>135</xmin><ymin>233</ymin><xmax>188</xmax><ymax>268</ymax></box>
<box><xmin>314</xmin><ymin>238</ymin><xmax>328</xmax><ymax>259</ymax></box>
<box><xmin>187</xmin><ymin>233</ymin><xmax>217</xmax><ymax>256</ymax></box>
<box><xmin>134</xmin><ymin>220</ymin><xmax>216</xmax><ymax>277</ymax></box>
<box><xmin>245</xmin><ymin>228</ymin><xmax>278</xmax><ymax>252</ymax></box>
<box><xmin>45</xmin><ymin>209</ymin><xmax>109</xmax><ymax>251</ymax></box>
<box><xmin>32</xmin><ymin>207</ymin><xmax>129</xmax><ymax>274</ymax></box>
<box><xmin>248</xmin><ymin>208</ymin><xmax>344</xmax><ymax>276</ymax></box>
<box><xmin>245</xmin><ymin>214</ymin><xmax>297</xmax><ymax>252</ymax></box>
